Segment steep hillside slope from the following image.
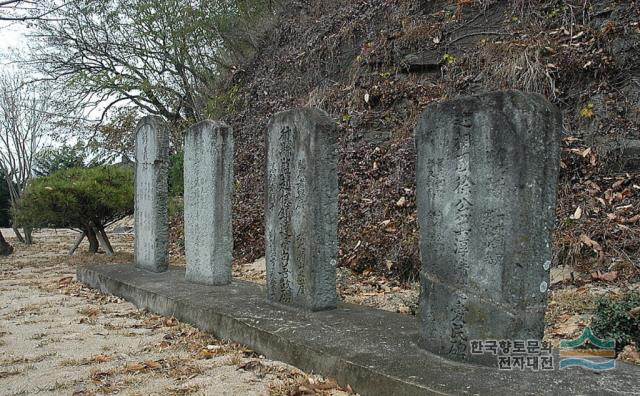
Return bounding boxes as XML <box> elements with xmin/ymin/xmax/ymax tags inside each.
<box><xmin>215</xmin><ymin>0</ymin><xmax>639</xmax><ymax>284</ymax></box>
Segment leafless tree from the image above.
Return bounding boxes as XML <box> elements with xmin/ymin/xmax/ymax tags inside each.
<box><xmin>0</xmin><ymin>0</ymin><xmax>64</xmax><ymax>22</ymax></box>
<box><xmin>27</xmin><ymin>0</ymin><xmax>277</xmax><ymax>125</ymax></box>
<box><xmin>0</xmin><ymin>0</ymin><xmax>68</xmax><ymax>250</ymax></box>
<box><xmin>0</xmin><ymin>71</ymin><xmax>52</xmax><ymax>244</ymax></box>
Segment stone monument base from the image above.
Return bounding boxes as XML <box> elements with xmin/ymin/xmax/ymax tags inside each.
<box><xmin>77</xmin><ymin>264</ymin><xmax>637</xmax><ymax>396</ymax></box>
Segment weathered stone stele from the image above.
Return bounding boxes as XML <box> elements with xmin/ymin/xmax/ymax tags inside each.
<box><xmin>414</xmin><ymin>90</ymin><xmax>561</xmax><ymax>365</ymax></box>
<box><xmin>134</xmin><ymin>116</ymin><xmax>170</xmax><ymax>273</ymax></box>
<box><xmin>184</xmin><ymin>120</ymin><xmax>234</xmax><ymax>285</ymax></box>
<box><xmin>265</xmin><ymin>108</ymin><xmax>338</xmax><ymax>311</ymax></box>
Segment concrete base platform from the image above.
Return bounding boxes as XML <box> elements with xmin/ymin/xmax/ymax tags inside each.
<box><xmin>77</xmin><ymin>264</ymin><xmax>638</xmax><ymax>396</ymax></box>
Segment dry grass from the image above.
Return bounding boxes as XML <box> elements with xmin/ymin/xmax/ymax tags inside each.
<box><xmin>165</xmin><ymin>384</ymin><xmax>203</xmax><ymax>395</ymax></box>
<box><xmin>546</xmin><ymin>288</ymin><xmax>596</xmax><ymax>324</ymax></box>
<box><xmin>77</xmin><ymin>306</ymin><xmax>100</xmax><ymax>317</ymax></box>
<box><xmin>0</xmin><ymin>368</ymin><xmax>25</xmax><ymax>379</ymax></box>
<box><xmin>59</xmin><ymin>354</ymin><xmax>113</xmax><ymax>367</ymax></box>
<box><xmin>0</xmin><ymin>353</ymin><xmax>54</xmax><ymax>367</ymax></box>
<box><xmin>468</xmin><ymin>40</ymin><xmax>557</xmax><ymax>99</ymax></box>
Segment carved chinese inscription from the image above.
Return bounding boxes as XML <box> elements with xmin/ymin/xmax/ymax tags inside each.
<box><xmin>265</xmin><ymin>108</ymin><xmax>338</xmax><ymax>311</ymax></box>
<box><xmin>134</xmin><ymin>116</ymin><xmax>169</xmax><ymax>273</ymax></box>
<box><xmin>449</xmin><ymin>131</ymin><xmax>471</xmax><ymax>357</ymax></box>
<box><xmin>183</xmin><ymin>120</ymin><xmax>234</xmax><ymax>286</ymax></box>
<box><xmin>415</xmin><ymin>90</ymin><xmax>561</xmax><ymax>365</ymax></box>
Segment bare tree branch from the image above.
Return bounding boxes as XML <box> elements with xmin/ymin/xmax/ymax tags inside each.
<box><xmin>27</xmin><ymin>0</ymin><xmax>276</xmax><ymax>124</ymax></box>
<box><xmin>0</xmin><ymin>0</ymin><xmax>68</xmax><ymax>22</ymax></box>
<box><xmin>0</xmin><ymin>70</ymin><xmax>52</xmax><ymax>222</ymax></box>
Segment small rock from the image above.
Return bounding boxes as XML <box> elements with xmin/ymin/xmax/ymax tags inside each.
<box><xmin>550</xmin><ymin>266</ymin><xmax>574</xmax><ymax>285</ymax></box>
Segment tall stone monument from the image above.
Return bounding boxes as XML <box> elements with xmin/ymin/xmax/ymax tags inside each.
<box><xmin>135</xmin><ymin>116</ymin><xmax>170</xmax><ymax>273</ymax></box>
<box><xmin>414</xmin><ymin>90</ymin><xmax>561</xmax><ymax>365</ymax></box>
<box><xmin>184</xmin><ymin>121</ymin><xmax>234</xmax><ymax>285</ymax></box>
<box><xmin>265</xmin><ymin>108</ymin><xmax>338</xmax><ymax>311</ymax></box>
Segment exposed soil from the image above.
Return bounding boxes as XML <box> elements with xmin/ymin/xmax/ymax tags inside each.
<box><xmin>0</xmin><ymin>222</ymin><xmax>637</xmax><ymax>396</ymax></box>
<box><xmin>200</xmin><ymin>0</ymin><xmax>640</xmax><ymax>354</ymax></box>
<box><xmin>230</xmin><ymin>257</ymin><xmax>421</xmax><ymax>315</ymax></box>
<box><xmin>170</xmin><ymin>236</ymin><xmax>639</xmax><ymax>356</ymax></box>
<box><xmin>201</xmin><ymin>0</ymin><xmax>640</xmax><ymax>286</ymax></box>
<box><xmin>159</xmin><ymin>0</ymin><xmax>640</xmax><ymax>364</ymax></box>
<box><xmin>0</xmin><ymin>229</ymin><xmax>354</xmax><ymax>396</ymax></box>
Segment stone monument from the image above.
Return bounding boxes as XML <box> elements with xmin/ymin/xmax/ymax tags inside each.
<box><xmin>184</xmin><ymin>120</ymin><xmax>234</xmax><ymax>285</ymax></box>
<box><xmin>134</xmin><ymin>116</ymin><xmax>170</xmax><ymax>273</ymax></box>
<box><xmin>265</xmin><ymin>108</ymin><xmax>338</xmax><ymax>311</ymax></box>
<box><xmin>414</xmin><ymin>90</ymin><xmax>561</xmax><ymax>364</ymax></box>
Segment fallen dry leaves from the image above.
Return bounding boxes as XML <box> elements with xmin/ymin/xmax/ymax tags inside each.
<box><xmin>1</xmin><ymin>229</ymin><xmax>356</xmax><ymax>395</ymax></box>
<box><xmin>618</xmin><ymin>344</ymin><xmax>640</xmax><ymax>364</ymax></box>
<box><xmin>591</xmin><ymin>270</ymin><xmax>618</xmax><ymax>282</ymax></box>
<box><xmin>285</xmin><ymin>376</ymin><xmax>354</xmax><ymax>396</ymax></box>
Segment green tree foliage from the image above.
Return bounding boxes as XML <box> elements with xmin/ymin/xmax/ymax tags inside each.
<box><xmin>0</xmin><ymin>230</ymin><xmax>12</xmax><ymax>255</ymax></box>
<box><xmin>14</xmin><ymin>165</ymin><xmax>134</xmax><ymax>252</ymax></box>
<box><xmin>95</xmin><ymin>107</ymin><xmax>139</xmax><ymax>160</ymax></box>
<box><xmin>30</xmin><ymin>0</ymin><xmax>277</xmax><ymax>123</ymax></box>
<box><xmin>168</xmin><ymin>151</ymin><xmax>184</xmax><ymax>197</ymax></box>
<box><xmin>95</xmin><ymin>107</ymin><xmax>185</xmax><ymax>160</ymax></box>
<box><xmin>33</xmin><ymin>144</ymin><xmax>105</xmax><ymax>176</ymax></box>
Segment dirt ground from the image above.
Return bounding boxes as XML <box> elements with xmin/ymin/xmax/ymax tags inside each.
<box><xmin>231</xmin><ymin>250</ymin><xmax>640</xmax><ymax>354</ymax></box>
<box><xmin>0</xmin><ymin>229</ymin><xmax>353</xmax><ymax>396</ymax></box>
<box><xmin>1</xmin><ymin>227</ymin><xmax>637</xmax><ymax>396</ymax></box>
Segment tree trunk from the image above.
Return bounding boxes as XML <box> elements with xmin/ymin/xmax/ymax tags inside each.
<box><xmin>86</xmin><ymin>227</ymin><xmax>99</xmax><ymax>253</ymax></box>
<box><xmin>0</xmin><ymin>230</ymin><xmax>13</xmax><ymax>256</ymax></box>
<box><xmin>68</xmin><ymin>231</ymin><xmax>86</xmax><ymax>256</ymax></box>
<box><xmin>6</xmin><ymin>181</ymin><xmax>25</xmax><ymax>243</ymax></box>
<box><xmin>97</xmin><ymin>225</ymin><xmax>114</xmax><ymax>254</ymax></box>
<box><xmin>12</xmin><ymin>224</ymin><xmax>25</xmax><ymax>243</ymax></box>
<box><xmin>93</xmin><ymin>226</ymin><xmax>114</xmax><ymax>256</ymax></box>
<box><xmin>23</xmin><ymin>227</ymin><xmax>33</xmax><ymax>245</ymax></box>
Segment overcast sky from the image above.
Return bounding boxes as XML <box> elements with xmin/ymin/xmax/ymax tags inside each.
<box><xmin>0</xmin><ymin>21</ymin><xmax>27</xmax><ymax>65</ymax></box>
<box><xmin>0</xmin><ymin>21</ymin><xmax>79</xmax><ymax>149</ymax></box>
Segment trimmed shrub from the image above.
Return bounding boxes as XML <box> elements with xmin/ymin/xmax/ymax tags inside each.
<box><xmin>14</xmin><ymin>165</ymin><xmax>133</xmax><ymax>252</ymax></box>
